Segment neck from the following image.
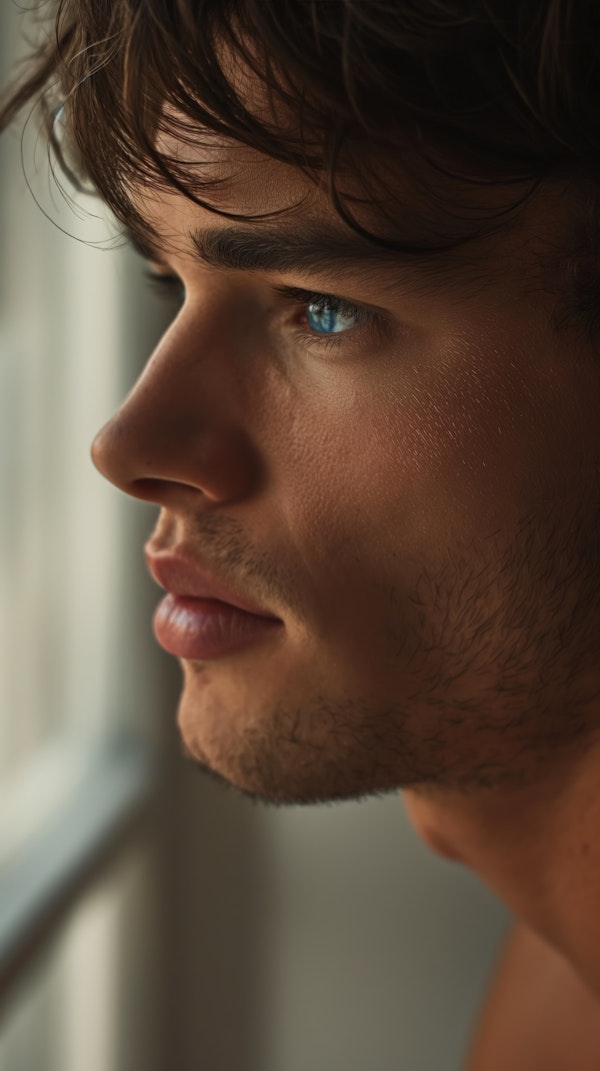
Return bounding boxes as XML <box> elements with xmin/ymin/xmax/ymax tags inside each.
<box><xmin>403</xmin><ymin>735</ymin><xmax>600</xmax><ymax>998</ymax></box>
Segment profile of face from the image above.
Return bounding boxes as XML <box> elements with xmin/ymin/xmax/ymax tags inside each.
<box><xmin>91</xmin><ymin>131</ymin><xmax>600</xmax><ymax>805</ymax></box>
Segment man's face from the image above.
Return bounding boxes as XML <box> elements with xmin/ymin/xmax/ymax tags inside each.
<box><xmin>92</xmin><ymin>139</ymin><xmax>600</xmax><ymax>803</ymax></box>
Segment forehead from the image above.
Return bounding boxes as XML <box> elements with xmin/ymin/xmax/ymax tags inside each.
<box><xmin>130</xmin><ymin>80</ymin><xmax>570</xmax><ymax>296</ymax></box>
<box><xmin>135</xmin><ymin>126</ymin><xmax>506</xmax><ymax>270</ymax></box>
<box><xmin>145</xmin><ymin>128</ymin><xmax>322</xmax><ymax>233</ymax></box>
<box><xmin>130</xmin><ymin>138</ymin><xmax>472</xmax><ymax>297</ymax></box>
<box><xmin>144</xmin><ymin>52</ymin><xmax>539</xmax><ymax>241</ymax></box>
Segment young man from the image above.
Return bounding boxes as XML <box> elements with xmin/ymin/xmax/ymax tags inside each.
<box><xmin>2</xmin><ymin>2</ymin><xmax>600</xmax><ymax>1065</ymax></box>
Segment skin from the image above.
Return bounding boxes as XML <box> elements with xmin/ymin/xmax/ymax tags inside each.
<box><xmin>91</xmin><ymin>133</ymin><xmax>600</xmax><ymax>1038</ymax></box>
<box><xmin>464</xmin><ymin>921</ymin><xmax>600</xmax><ymax>1070</ymax></box>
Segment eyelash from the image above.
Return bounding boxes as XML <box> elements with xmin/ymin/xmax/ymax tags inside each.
<box><xmin>272</xmin><ymin>284</ymin><xmax>373</xmax><ymax>347</ymax></box>
<box><xmin>143</xmin><ymin>271</ymin><xmax>378</xmax><ymax>350</ymax></box>
<box><xmin>144</xmin><ymin>270</ymin><xmax>186</xmax><ymax>302</ymax></box>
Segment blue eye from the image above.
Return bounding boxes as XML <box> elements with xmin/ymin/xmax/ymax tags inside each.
<box><xmin>305</xmin><ymin>299</ymin><xmax>364</xmax><ymax>335</ymax></box>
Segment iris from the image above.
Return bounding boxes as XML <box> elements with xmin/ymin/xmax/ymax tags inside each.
<box><xmin>306</xmin><ymin>300</ymin><xmax>362</xmax><ymax>335</ymax></box>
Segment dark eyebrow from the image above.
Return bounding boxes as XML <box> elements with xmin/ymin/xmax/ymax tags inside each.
<box><xmin>190</xmin><ymin>224</ymin><xmax>425</xmax><ymax>276</ymax></box>
<box><xmin>126</xmin><ymin>222</ymin><xmax>466</xmax><ymax>289</ymax></box>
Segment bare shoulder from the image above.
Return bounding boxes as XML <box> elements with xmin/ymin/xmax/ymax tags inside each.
<box><xmin>464</xmin><ymin>921</ymin><xmax>600</xmax><ymax>1071</ymax></box>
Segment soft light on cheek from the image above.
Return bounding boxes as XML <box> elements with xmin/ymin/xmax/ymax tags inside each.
<box><xmin>382</xmin><ymin>337</ymin><xmax>539</xmax><ymax>479</ymax></box>
<box><xmin>372</xmin><ymin>380</ymin><xmax>500</xmax><ymax>484</ymax></box>
<box><xmin>337</xmin><ymin>344</ymin><xmax>544</xmax><ymax>556</ymax></box>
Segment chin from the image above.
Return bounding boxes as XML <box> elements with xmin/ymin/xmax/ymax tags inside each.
<box><xmin>176</xmin><ymin>696</ymin><xmax>402</xmax><ymax>807</ymax></box>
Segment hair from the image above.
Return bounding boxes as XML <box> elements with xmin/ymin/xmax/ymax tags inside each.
<box><xmin>2</xmin><ymin>0</ymin><xmax>600</xmax><ymax>339</ymax></box>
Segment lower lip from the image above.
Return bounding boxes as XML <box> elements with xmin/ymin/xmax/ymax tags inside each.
<box><xmin>153</xmin><ymin>594</ymin><xmax>282</xmax><ymax>660</ymax></box>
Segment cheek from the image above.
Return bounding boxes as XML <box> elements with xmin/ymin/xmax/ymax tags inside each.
<box><xmin>357</xmin><ymin>327</ymin><xmax>596</xmax><ymax>556</ymax></box>
<box><xmin>271</xmin><ymin>345</ymin><xmax>522</xmax><ymax>566</ymax></box>
<box><xmin>382</xmin><ymin>344</ymin><xmax>530</xmax><ymax>539</ymax></box>
<box><xmin>271</xmin><ymin>325</ymin><xmax>597</xmax><ymax>583</ymax></box>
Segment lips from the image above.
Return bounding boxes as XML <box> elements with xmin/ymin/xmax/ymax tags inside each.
<box><xmin>144</xmin><ymin>548</ymin><xmax>283</xmax><ymax>660</ymax></box>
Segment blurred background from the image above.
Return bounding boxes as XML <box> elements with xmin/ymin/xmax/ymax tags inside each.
<box><xmin>0</xmin><ymin>5</ymin><xmax>511</xmax><ymax>1069</ymax></box>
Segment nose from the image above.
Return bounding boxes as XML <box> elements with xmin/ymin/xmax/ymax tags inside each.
<box><xmin>91</xmin><ymin>316</ymin><xmax>260</xmax><ymax>508</ymax></box>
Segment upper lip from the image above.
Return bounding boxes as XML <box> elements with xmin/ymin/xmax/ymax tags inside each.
<box><xmin>144</xmin><ymin>546</ymin><xmax>280</xmax><ymax>619</ymax></box>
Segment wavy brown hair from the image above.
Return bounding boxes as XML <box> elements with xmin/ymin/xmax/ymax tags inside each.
<box><xmin>2</xmin><ymin>0</ymin><xmax>600</xmax><ymax>338</ymax></box>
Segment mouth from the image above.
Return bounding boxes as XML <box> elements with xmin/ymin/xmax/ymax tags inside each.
<box><xmin>144</xmin><ymin>547</ymin><xmax>283</xmax><ymax>660</ymax></box>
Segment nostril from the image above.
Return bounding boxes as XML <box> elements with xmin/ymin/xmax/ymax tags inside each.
<box><xmin>89</xmin><ymin>389</ymin><xmax>261</xmax><ymax>506</ymax></box>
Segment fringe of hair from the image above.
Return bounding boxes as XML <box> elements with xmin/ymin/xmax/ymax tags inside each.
<box><xmin>2</xmin><ymin>0</ymin><xmax>600</xmax><ymax>338</ymax></box>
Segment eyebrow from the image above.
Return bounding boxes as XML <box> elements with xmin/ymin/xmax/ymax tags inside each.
<box><xmin>191</xmin><ymin>224</ymin><xmax>432</xmax><ymax>276</ymax></box>
<box><xmin>126</xmin><ymin>221</ymin><xmax>464</xmax><ymax>289</ymax></box>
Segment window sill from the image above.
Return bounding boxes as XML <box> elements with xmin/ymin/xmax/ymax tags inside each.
<box><xmin>0</xmin><ymin>740</ymin><xmax>160</xmax><ymax>995</ymax></box>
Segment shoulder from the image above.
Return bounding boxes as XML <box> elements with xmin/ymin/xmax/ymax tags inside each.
<box><xmin>464</xmin><ymin>922</ymin><xmax>600</xmax><ymax>1071</ymax></box>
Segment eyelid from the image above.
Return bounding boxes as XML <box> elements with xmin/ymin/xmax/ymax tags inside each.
<box><xmin>143</xmin><ymin>266</ymin><xmax>181</xmax><ymax>282</ymax></box>
<box><xmin>272</xmin><ymin>283</ymin><xmax>377</xmax><ymax>315</ymax></box>
<box><xmin>272</xmin><ymin>282</ymin><xmax>389</xmax><ymax>344</ymax></box>
<box><xmin>143</xmin><ymin>268</ymin><xmax>186</xmax><ymax>304</ymax></box>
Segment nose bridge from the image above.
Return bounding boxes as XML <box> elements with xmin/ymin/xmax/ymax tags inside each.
<box><xmin>91</xmin><ymin>311</ymin><xmax>258</xmax><ymax>505</ymax></box>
